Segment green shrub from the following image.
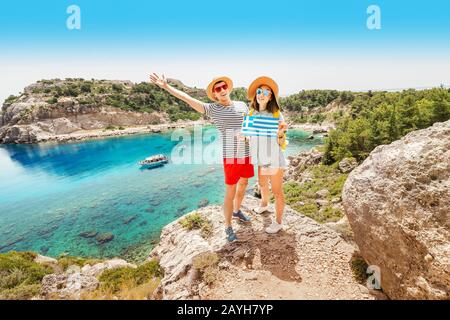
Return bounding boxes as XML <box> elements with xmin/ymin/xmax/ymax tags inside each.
<box><xmin>351</xmin><ymin>255</ymin><xmax>369</xmax><ymax>284</ymax></box>
<box><xmin>179</xmin><ymin>212</ymin><xmax>213</xmax><ymax>238</ymax></box>
<box><xmin>39</xmin><ymin>79</ymin><xmax>55</xmax><ymax>85</ymax></box>
<box><xmin>5</xmin><ymin>95</ymin><xmax>18</xmax><ymax>104</ymax></box>
<box><xmin>0</xmin><ymin>251</ymin><xmax>54</xmax><ymax>300</ymax></box>
<box><xmin>80</xmin><ymin>82</ymin><xmax>92</xmax><ymax>93</ymax></box>
<box><xmin>21</xmin><ymin>78</ymin><xmax>209</xmax><ymax>123</ymax></box>
<box><xmin>284</xmin><ymin>164</ymin><xmax>347</xmax><ymax>223</ymax></box>
<box><xmin>57</xmin><ymin>256</ymin><xmax>101</xmax><ymax>271</ymax></box>
<box><xmin>63</xmin><ymin>85</ymin><xmax>80</xmax><ymax>97</ymax></box>
<box><xmin>46</xmin><ymin>97</ymin><xmax>58</xmax><ymax>104</ymax></box>
<box><xmin>98</xmin><ymin>260</ymin><xmax>163</xmax><ymax>293</ymax></box>
<box><xmin>229</xmin><ymin>87</ymin><xmax>248</xmax><ymax>102</ymax></box>
<box><xmin>180</xmin><ymin>212</ymin><xmax>205</xmax><ymax>229</ymax></box>
<box><xmin>280</xmin><ymin>89</ymin><xmax>355</xmax><ymax>112</ymax></box>
<box><xmin>0</xmin><ymin>284</ymin><xmax>42</xmax><ymax>300</ymax></box>
<box><xmin>192</xmin><ymin>252</ymin><xmax>219</xmax><ymax>285</ymax></box>
<box><xmin>311</xmin><ymin>113</ymin><xmax>326</xmax><ymax>124</ymax></box>
<box><xmin>193</xmin><ymin>252</ymin><xmax>219</xmax><ymax>270</ymax></box>
<box><xmin>112</xmin><ymin>83</ymin><xmax>124</xmax><ymax>92</ymax></box>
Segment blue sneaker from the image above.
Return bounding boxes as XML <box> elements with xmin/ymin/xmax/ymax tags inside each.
<box><xmin>225</xmin><ymin>226</ymin><xmax>238</xmax><ymax>242</ymax></box>
<box><xmin>233</xmin><ymin>210</ymin><xmax>251</xmax><ymax>223</ymax></box>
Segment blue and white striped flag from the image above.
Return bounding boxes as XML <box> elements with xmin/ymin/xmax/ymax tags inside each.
<box><xmin>241</xmin><ymin>115</ymin><xmax>279</xmax><ymax>137</ymax></box>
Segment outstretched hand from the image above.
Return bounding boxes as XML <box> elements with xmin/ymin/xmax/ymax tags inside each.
<box><xmin>149</xmin><ymin>73</ymin><xmax>169</xmax><ymax>90</ymax></box>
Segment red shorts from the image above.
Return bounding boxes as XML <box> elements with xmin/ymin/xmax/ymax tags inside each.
<box><xmin>223</xmin><ymin>157</ymin><xmax>255</xmax><ymax>185</ymax></box>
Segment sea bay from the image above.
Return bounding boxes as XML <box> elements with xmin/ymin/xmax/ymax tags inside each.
<box><xmin>0</xmin><ymin>128</ymin><xmax>322</xmax><ymax>262</ymax></box>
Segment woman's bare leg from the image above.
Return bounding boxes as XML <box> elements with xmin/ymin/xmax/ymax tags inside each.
<box><xmin>269</xmin><ymin>169</ymin><xmax>285</xmax><ymax>224</ymax></box>
<box><xmin>258</xmin><ymin>167</ymin><xmax>270</xmax><ymax>207</ymax></box>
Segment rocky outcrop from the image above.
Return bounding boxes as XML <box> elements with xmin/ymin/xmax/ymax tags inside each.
<box><xmin>39</xmin><ymin>258</ymin><xmax>136</xmax><ymax>299</ymax></box>
<box><xmin>149</xmin><ymin>196</ymin><xmax>382</xmax><ymax>300</ymax></box>
<box><xmin>284</xmin><ymin>149</ymin><xmax>324</xmax><ymax>181</ymax></box>
<box><xmin>34</xmin><ymin>254</ymin><xmax>58</xmax><ymax>265</ymax></box>
<box><xmin>41</xmin><ymin>273</ymin><xmax>99</xmax><ymax>299</ymax></box>
<box><xmin>80</xmin><ymin>258</ymin><xmax>136</xmax><ymax>278</ymax></box>
<box><xmin>0</xmin><ymin>100</ymin><xmax>165</xmax><ymax>143</ymax></box>
<box><xmin>338</xmin><ymin>157</ymin><xmax>358</xmax><ymax>173</ymax></box>
<box><xmin>343</xmin><ymin>120</ymin><xmax>450</xmax><ymax>299</ymax></box>
<box><xmin>0</xmin><ymin>78</ymin><xmax>206</xmax><ymax>144</ymax></box>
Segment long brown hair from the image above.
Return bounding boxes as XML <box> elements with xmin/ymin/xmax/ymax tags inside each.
<box><xmin>250</xmin><ymin>86</ymin><xmax>280</xmax><ymax>113</ymax></box>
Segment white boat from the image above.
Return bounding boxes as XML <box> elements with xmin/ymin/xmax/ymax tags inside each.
<box><xmin>138</xmin><ymin>154</ymin><xmax>169</xmax><ymax>169</ymax></box>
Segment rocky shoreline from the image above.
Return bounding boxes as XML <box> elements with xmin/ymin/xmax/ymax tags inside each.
<box><xmin>0</xmin><ymin>118</ymin><xmax>329</xmax><ymax>145</ymax></box>
<box><xmin>288</xmin><ymin>122</ymin><xmax>335</xmax><ymax>133</ymax></box>
<box><xmin>0</xmin><ymin>78</ymin><xmax>209</xmax><ymax>144</ymax></box>
<box><xmin>19</xmin><ymin>120</ymin><xmax>208</xmax><ymax>144</ymax></box>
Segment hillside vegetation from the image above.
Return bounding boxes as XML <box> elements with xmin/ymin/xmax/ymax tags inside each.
<box><xmin>4</xmin><ymin>78</ymin><xmax>208</xmax><ymax>122</ymax></box>
<box><xmin>322</xmin><ymin>87</ymin><xmax>450</xmax><ymax>163</ymax></box>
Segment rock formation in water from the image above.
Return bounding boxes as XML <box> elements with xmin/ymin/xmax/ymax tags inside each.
<box><xmin>343</xmin><ymin>120</ymin><xmax>450</xmax><ymax>299</ymax></box>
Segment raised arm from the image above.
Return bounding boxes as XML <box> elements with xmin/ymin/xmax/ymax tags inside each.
<box><xmin>149</xmin><ymin>73</ymin><xmax>205</xmax><ymax>114</ymax></box>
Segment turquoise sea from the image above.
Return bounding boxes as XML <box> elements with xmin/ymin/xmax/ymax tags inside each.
<box><xmin>0</xmin><ymin>127</ymin><xmax>322</xmax><ymax>262</ymax></box>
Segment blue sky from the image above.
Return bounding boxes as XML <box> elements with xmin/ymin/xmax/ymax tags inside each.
<box><xmin>1</xmin><ymin>0</ymin><xmax>449</xmax><ymax>101</ymax></box>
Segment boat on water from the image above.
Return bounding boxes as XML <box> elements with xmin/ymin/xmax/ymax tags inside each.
<box><xmin>138</xmin><ymin>154</ymin><xmax>169</xmax><ymax>169</ymax></box>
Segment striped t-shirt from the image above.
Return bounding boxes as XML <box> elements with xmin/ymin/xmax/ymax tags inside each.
<box><xmin>203</xmin><ymin>101</ymin><xmax>250</xmax><ymax>159</ymax></box>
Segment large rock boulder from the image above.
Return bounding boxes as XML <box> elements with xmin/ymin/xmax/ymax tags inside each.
<box><xmin>0</xmin><ymin>124</ymin><xmax>44</xmax><ymax>143</ymax></box>
<box><xmin>343</xmin><ymin>120</ymin><xmax>450</xmax><ymax>299</ymax></box>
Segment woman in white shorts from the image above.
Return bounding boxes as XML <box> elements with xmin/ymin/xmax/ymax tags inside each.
<box><xmin>246</xmin><ymin>76</ymin><xmax>288</xmax><ymax>234</ymax></box>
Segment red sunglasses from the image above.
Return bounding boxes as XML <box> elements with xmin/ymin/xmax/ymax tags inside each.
<box><xmin>213</xmin><ymin>83</ymin><xmax>228</xmax><ymax>93</ymax></box>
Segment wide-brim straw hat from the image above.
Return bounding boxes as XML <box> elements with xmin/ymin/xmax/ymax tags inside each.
<box><xmin>206</xmin><ymin>76</ymin><xmax>234</xmax><ymax>101</ymax></box>
<box><xmin>247</xmin><ymin>76</ymin><xmax>279</xmax><ymax>101</ymax></box>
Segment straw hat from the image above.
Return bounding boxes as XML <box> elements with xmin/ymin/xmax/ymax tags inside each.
<box><xmin>247</xmin><ymin>76</ymin><xmax>279</xmax><ymax>101</ymax></box>
<box><xmin>206</xmin><ymin>76</ymin><xmax>233</xmax><ymax>101</ymax></box>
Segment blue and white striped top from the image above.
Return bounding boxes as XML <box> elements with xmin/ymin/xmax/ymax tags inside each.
<box><xmin>203</xmin><ymin>101</ymin><xmax>250</xmax><ymax>159</ymax></box>
<box><xmin>247</xmin><ymin>110</ymin><xmax>288</xmax><ymax>169</ymax></box>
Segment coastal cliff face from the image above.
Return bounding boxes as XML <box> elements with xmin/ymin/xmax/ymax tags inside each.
<box><xmin>343</xmin><ymin>120</ymin><xmax>450</xmax><ymax>299</ymax></box>
<box><xmin>0</xmin><ymin>78</ymin><xmax>206</xmax><ymax>144</ymax></box>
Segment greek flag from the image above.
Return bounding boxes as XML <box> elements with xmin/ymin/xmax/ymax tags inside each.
<box><xmin>241</xmin><ymin>115</ymin><xmax>279</xmax><ymax>137</ymax></box>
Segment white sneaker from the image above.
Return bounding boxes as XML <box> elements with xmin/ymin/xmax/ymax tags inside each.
<box><xmin>265</xmin><ymin>220</ymin><xmax>283</xmax><ymax>234</ymax></box>
<box><xmin>252</xmin><ymin>205</ymin><xmax>273</xmax><ymax>214</ymax></box>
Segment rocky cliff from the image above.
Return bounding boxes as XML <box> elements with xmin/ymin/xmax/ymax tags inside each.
<box><xmin>148</xmin><ymin>196</ymin><xmax>381</xmax><ymax>300</ymax></box>
<box><xmin>0</xmin><ymin>78</ymin><xmax>206</xmax><ymax>143</ymax></box>
<box><xmin>343</xmin><ymin>120</ymin><xmax>450</xmax><ymax>299</ymax></box>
